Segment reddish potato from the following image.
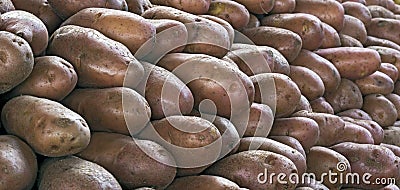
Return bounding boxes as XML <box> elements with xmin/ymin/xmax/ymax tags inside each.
<box><xmin>310</xmin><ymin>97</ymin><xmax>334</xmax><ymax>114</ymax></box>
<box><xmin>367</xmin><ymin>18</ymin><xmax>400</xmax><ymax>45</ymax></box>
<box><xmin>336</xmin><ymin>109</ymin><xmax>372</xmax><ymax>120</ymax></box>
<box><xmin>385</xmin><ymin>93</ymin><xmax>400</xmax><ymax>120</ymax></box>
<box><xmin>320</xmin><ymin>22</ymin><xmax>341</xmax><ymax>48</ymax></box>
<box><xmin>289</xmin><ymin>65</ymin><xmax>325</xmax><ymax>101</ymax></box>
<box><xmin>324</xmin><ymin>79</ymin><xmax>363</xmax><ymax>113</ymax></box>
<box><xmin>340</xmin><ymin>15</ymin><xmax>367</xmax><ymax>45</ymax></box>
<box><xmin>365</xmin><ymin>0</ymin><xmax>396</xmax><ymax>11</ymax></box>
<box><xmin>355</xmin><ymin>71</ymin><xmax>394</xmax><ymax>95</ymax></box>
<box><xmin>337</xmin><ymin>121</ymin><xmax>374</xmax><ymax>144</ymax></box>
<box><xmin>383</xmin><ymin>126</ymin><xmax>400</xmax><ymax>147</ymax></box>
<box><xmin>207</xmin><ymin>0</ymin><xmax>250</xmax><ymax>30</ymax></box>
<box><xmin>149</xmin><ymin>0</ymin><xmax>210</xmax><ymax>14</ymax></box>
<box><xmin>364</xmin><ymin>36</ymin><xmax>400</xmax><ymax>52</ymax></box>
<box><xmin>125</xmin><ymin>0</ymin><xmax>152</xmax><ymax>15</ymax></box>
<box><xmin>342</xmin><ymin>1</ymin><xmax>372</xmax><ymax>26</ymax></box>
<box><xmin>368</xmin><ymin>5</ymin><xmax>395</xmax><ymax>18</ymax></box>
<box><xmin>245</xmin><ymin>14</ymin><xmax>261</xmax><ymax>28</ymax></box>
<box><xmin>379</xmin><ymin>63</ymin><xmax>399</xmax><ymax>82</ymax></box>
<box><xmin>362</xmin><ymin>94</ymin><xmax>397</xmax><ymax>127</ymax></box>
<box><xmin>339</xmin><ymin>34</ymin><xmax>363</xmax><ymax>47</ymax></box>
<box><xmin>342</xmin><ymin>117</ymin><xmax>384</xmax><ymax>144</ymax></box>
<box><xmin>295</xmin><ymin>95</ymin><xmax>313</xmax><ymax>113</ymax></box>
<box><xmin>166</xmin><ymin>175</ymin><xmax>243</xmax><ymax>190</ymax></box>
<box><xmin>269</xmin><ymin>135</ymin><xmax>306</xmax><ymax>158</ymax></box>
<box><xmin>270</xmin><ymin>0</ymin><xmax>296</xmax><ymax>13</ymax></box>
<box><xmin>233</xmin><ymin>0</ymin><xmax>275</xmax><ymax>14</ymax></box>
<box><xmin>0</xmin><ymin>0</ymin><xmax>14</xmax><ymax>13</ymax></box>
<box><xmin>367</xmin><ymin>46</ymin><xmax>400</xmax><ymax>76</ymax></box>
<box><xmin>231</xmin><ymin>103</ymin><xmax>274</xmax><ymax>137</ymax></box>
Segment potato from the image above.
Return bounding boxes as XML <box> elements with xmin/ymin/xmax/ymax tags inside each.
<box><xmin>230</xmin><ymin>44</ymin><xmax>290</xmax><ymax>75</ymax></box>
<box><xmin>0</xmin><ymin>135</ymin><xmax>37</xmax><ymax>190</ymax></box>
<box><xmin>239</xmin><ymin>137</ymin><xmax>307</xmax><ymax>175</ymax></box>
<box><xmin>342</xmin><ymin>0</ymin><xmax>367</xmax><ymax>4</ymax></box>
<box><xmin>199</xmin><ymin>15</ymin><xmax>234</xmax><ymax>47</ymax></box>
<box><xmin>292</xmin><ymin>110</ymin><xmax>346</xmax><ymax>146</ymax></box>
<box><xmin>395</xmin><ymin>81</ymin><xmax>400</xmax><ymax>95</ymax></box>
<box><xmin>341</xmin><ymin>117</ymin><xmax>384</xmax><ymax>144</ymax></box>
<box><xmin>365</xmin><ymin>0</ymin><xmax>396</xmax><ymax>11</ymax></box>
<box><xmin>157</xmin><ymin>53</ymin><xmax>254</xmax><ymax>118</ymax></box>
<box><xmin>77</xmin><ymin>132</ymin><xmax>177</xmax><ymax>189</ymax></box>
<box><xmin>269</xmin><ymin>135</ymin><xmax>306</xmax><ymax>158</ymax></box>
<box><xmin>339</xmin><ymin>34</ymin><xmax>364</xmax><ymax>47</ymax></box>
<box><xmin>241</xmin><ymin>26</ymin><xmax>302</xmax><ymax>62</ymax></box>
<box><xmin>290</xmin><ymin>49</ymin><xmax>341</xmax><ymax>93</ymax></box>
<box><xmin>207</xmin><ymin>0</ymin><xmax>250</xmax><ymax>30</ymax></box>
<box><xmin>142</xmin><ymin>6</ymin><xmax>230</xmax><ymax>58</ymax></box>
<box><xmin>380</xmin><ymin>143</ymin><xmax>400</xmax><ymax>157</ymax></box>
<box><xmin>269</xmin><ymin>117</ymin><xmax>320</xmax><ymax>151</ymax></box>
<box><xmin>48</xmin><ymin>0</ymin><xmax>128</xmax><ymax>20</ymax></box>
<box><xmin>296</xmin><ymin>177</ymin><xmax>329</xmax><ymax>190</ymax></box>
<box><xmin>380</xmin><ymin>184</ymin><xmax>400</xmax><ymax>190</ymax></box>
<box><xmin>367</xmin><ymin>46</ymin><xmax>400</xmax><ymax>76</ymax></box>
<box><xmin>385</xmin><ymin>93</ymin><xmax>400</xmax><ymax>120</ymax></box>
<box><xmin>245</xmin><ymin>14</ymin><xmax>261</xmax><ymax>28</ymax></box>
<box><xmin>149</xmin><ymin>0</ymin><xmax>210</xmax><ymax>14</ymax></box>
<box><xmin>341</xmin><ymin>15</ymin><xmax>368</xmax><ymax>45</ymax></box>
<box><xmin>251</xmin><ymin>73</ymin><xmax>301</xmax><ymax>118</ymax></box>
<box><xmin>231</xmin><ymin>103</ymin><xmax>274</xmax><ymax>137</ymax></box>
<box><xmin>138</xmin><ymin>116</ymin><xmax>221</xmax><ymax>177</ymax></box>
<box><xmin>336</xmin><ymin>109</ymin><xmax>373</xmax><ymax>120</ymax></box>
<box><xmin>233</xmin><ymin>0</ymin><xmax>275</xmax><ymax>14</ymax></box>
<box><xmin>293</xmin><ymin>0</ymin><xmax>345</xmax><ymax>31</ymax></box>
<box><xmin>295</xmin><ymin>95</ymin><xmax>313</xmax><ymax>113</ymax></box>
<box><xmin>320</xmin><ymin>22</ymin><xmax>341</xmax><ymax>48</ymax></box>
<box><xmin>204</xmin><ymin>150</ymin><xmax>298</xmax><ymax>189</ymax></box>
<box><xmin>367</xmin><ymin>18</ymin><xmax>400</xmax><ymax>45</ymax></box>
<box><xmin>10</xmin><ymin>0</ymin><xmax>62</xmax><ymax>34</ymax></box>
<box><xmin>261</xmin><ymin>13</ymin><xmax>324</xmax><ymax>50</ymax></box>
<box><xmin>368</xmin><ymin>5</ymin><xmax>395</xmax><ymax>18</ymax></box>
<box><xmin>338</xmin><ymin>121</ymin><xmax>375</xmax><ymax>144</ymax></box>
<box><xmin>379</xmin><ymin>62</ymin><xmax>399</xmax><ymax>82</ymax></box>
<box><xmin>63</xmin><ymin>87</ymin><xmax>151</xmax><ymax>135</ymax></box>
<box><xmin>0</xmin><ymin>0</ymin><xmax>14</xmax><ymax>13</ymax></box>
<box><xmin>310</xmin><ymin>97</ymin><xmax>334</xmax><ymax>114</ymax></box>
<box><xmin>342</xmin><ymin>1</ymin><xmax>372</xmax><ymax>26</ymax></box>
<box><xmin>270</xmin><ymin>0</ymin><xmax>296</xmax><ymax>13</ymax></box>
<box><xmin>363</xmin><ymin>94</ymin><xmax>397</xmax><ymax>127</ymax></box>
<box><xmin>364</xmin><ymin>36</ymin><xmax>400</xmax><ymax>52</ymax></box>
<box><xmin>166</xmin><ymin>175</ymin><xmax>243</xmax><ymax>190</ymax></box>
<box><xmin>0</xmin><ymin>31</ymin><xmax>34</xmax><ymax>94</ymax></box>
<box><xmin>38</xmin><ymin>156</ymin><xmax>122</xmax><ymax>190</ymax></box>
<box><xmin>289</xmin><ymin>65</ymin><xmax>325</xmax><ymax>101</ymax></box>
<box><xmin>355</xmin><ymin>71</ymin><xmax>394</xmax><ymax>95</ymax></box>
<box><xmin>1</xmin><ymin>95</ymin><xmax>90</xmax><ymax>157</ymax></box>
<box><xmin>324</xmin><ymin>79</ymin><xmax>363</xmax><ymax>113</ymax></box>
<box><xmin>0</xmin><ymin>10</ymin><xmax>48</xmax><ymax>56</ymax></box>
<box><xmin>315</xmin><ymin>47</ymin><xmax>381</xmax><ymax>80</ymax></box>
<box><xmin>330</xmin><ymin>142</ymin><xmax>400</xmax><ymax>189</ymax></box>
<box><xmin>5</xmin><ymin>56</ymin><xmax>77</xmax><ymax>101</ymax></box>
<box><xmin>47</xmin><ymin>25</ymin><xmax>144</xmax><ymax>88</ymax></box>
<box><xmin>307</xmin><ymin>146</ymin><xmax>351</xmax><ymax>189</ymax></box>
<box><xmin>125</xmin><ymin>0</ymin><xmax>152</xmax><ymax>15</ymax></box>
<box><xmin>383</xmin><ymin>126</ymin><xmax>400</xmax><ymax>146</ymax></box>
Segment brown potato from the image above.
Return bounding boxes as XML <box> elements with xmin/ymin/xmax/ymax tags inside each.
<box><xmin>342</xmin><ymin>0</ymin><xmax>367</xmax><ymax>4</ymax></box>
<box><xmin>77</xmin><ymin>132</ymin><xmax>177</xmax><ymax>189</ymax></box>
<box><xmin>233</xmin><ymin>0</ymin><xmax>275</xmax><ymax>14</ymax></box>
<box><xmin>5</xmin><ymin>56</ymin><xmax>77</xmax><ymax>101</ymax></box>
<box><xmin>269</xmin><ymin>117</ymin><xmax>320</xmax><ymax>151</ymax></box>
<box><xmin>310</xmin><ymin>97</ymin><xmax>334</xmax><ymax>114</ymax></box>
<box><xmin>204</xmin><ymin>150</ymin><xmax>298</xmax><ymax>189</ymax></box>
<box><xmin>368</xmin><ymin>5</ymin><xmax>395</xmax><ymax>18</ymax></box>
<box><xmin>290</xmin><ymin>49</ymin><xmax>341</xmax><ymax>93</ymax></box>
<box><xmin>315</xmin><ymin>47</ymin><xmax>381</xmax><ymax>80</ymax></box>
<box><xmin>289</xmin><ymin>65</ymin><xmax>325</xmax><ymax>101</ymax></box>
<box><xmin>125</xmin><ymin>0</ymin><xmax>152</xmax><ymax>15</ymax></box>
<box><xmin>48</xmin><ymin>0</ymin><xmax>128</xmax><ymax>20</ymax></box>
<box><xmin>199</xmin><ymin>15</ymin><xmax>234</xmax><ymax>47</ymax></box>
<box><xmin>245</xmin><ymin>14</ymin><xmax>261</xmax><ymax>28</ymax></box>
<box><xmin>1</xmin><ymin>95</ymin><xmax>90</xmax><ymax>157</ymax></box>
<box><xmin>0</xmin><ymin>135</ymin><xmax>37</xmax><ymax>190</ymax></box>
<box><xmin>149</xmin><ymin>0</ymin><xmax>210</xmax><ymax>14</ymax></box>
<box><xmin>269</xmin><ymin>135</ymin><xmax>306</xmax><ymax>158</ymax></box>
<box><xmin>365</xmin><ymin>0</ymin><xmax>396</xmax><ymax>11</ymax></box>
<box><xmin>296</xmin><ymin>177</ymin><xmax>329</xmax><ymax>190</ymax></box>
<box><xmin>337</xmin><ymin>121</ymin><xmax>375</xmax><ymax>144</ymax></box>
<box><xmin>339</xmin><ymin>34</ymin><xmax>364</xmax><ymax>47</ymax></box>
<box><xmin>294</xmin><ymin>0</ymin><xmax>345</xmax><ymax>31</ymax></box>
<box><xmin>362</xmin><ymin>94</ymin><xmax>398</xmax><ymax>127</ymax></box>
<box><xmin>395</xmin><ymin>81</ymin><xmax>400</xmax><ymax>96</ymax></box>
<box><xmin>231</xmin><ymin>103</ymin><xmax>274</xmax><ymax>137</ymax></box>
<box><xmin>47</xmin><ymin>25</ymin><xmax>144</xmax><ymax>88</ymax></box>
<box><xmin>0</xmin><ymin>0</ymin><xmax>14</xmax><ymax>13</ymax></box>
<box><xmin>342</xmin><ymin>1</ymin><xmax>372</xmax><ymax>26</ymax></box>
<box><xmin>295</xmin><ymin>95</ymin><xmax>313</xmax><ymax>113</ymax></box>
<box><xmin>320</xmin><ymin>22</ymin><xmax>341</xmax><ymax>48</ymax></box>
<box><xmin>341</xmin><ymin>116</ymin><xmax>384</xmax><ymax>144</ymax></box>
<box><xmin>241</xmin><ymin>26</ymin><xmax>302</xmax><ymax>62</ymax></box>
<box><xmin>385</xmin><ymin>93</ymin><xmax>400</xmax><ymax>120</ymax></box>
<box><xmin>355</xmin><ymin>71</ymin><xmax>394</xmax><ymax>95</ymax></box>
<box><xmin>0</xmin><ymin>10</ymin><xmax>48</xmax><ymax>56</ymax></box>
<box><xmin>380</xmin><ymin>143</ymin><xmax>400</xmax><ymax>157</ymax></box>
<box><xmin>207</xmin><ymin>0</ymin><xmax>250</xmax><ymax>30</ymax></box>
<box><xmin>138</xmin><ymin>116</ymin><xmax>221</xmax><ymax>177</ymax></box>
<box><xmin>261</xmin><ymin>13</ymin><xmax>324</xmax><ymax>50</ymax></box>
<box><xmin>38</xmin><ymin>156</ymin><xmax>122</xmax><ymax>190</ymax></box>
<box><xmin>336</xmin><ymin>109</ymin><xmax>373</xmax><ymax>120</ymax></box>
<box><xmin>383</xmin><ymin>126</ymin><xmax>400</xmax><ymax>147</ymax></box>
<box><xmin>0</xmin><ymin>31</ymin><xmax>34</xmax><ymax>94</ymax></box>
<box><xmin>166</xmin><ymin>175</ymin><xmax>243</xmax><ymax>190</ymax></box>
<box><xmin>380</xmin><ymin>184</ymin><xmax>400</xmax><ymax>190</ymax></box>
<box><xmin>340</xmin><ymin>15</ymin><xmax>368</xmax><ymax>45</ymax></box>
<box><xmin>62</xmin><ymin>87</ymin><xmax>151</xmax><ymax>136</ymax></box>
<box><xmin>367</xmin><ymin>18</ymin><xmax>400</xmax><ymax>45</ymax></box>
<box><xmin>270</xmin><ymin>0</ymin><xmax>296</xmax><ymax>13</ymax></box>
<box><xmin>364</xmin><ymin>36</ymin><xmax>400</xmax><ymax>52</ymax></box>
<box><xmin>367</xmin><ymin>46</ymin><xmax>400</xmax><ymax>76</ymax></box>
<box><xmin>10</xmin><ymin>0</ymin><xmax>62</xmax><ymax>34</ymax></box>
<box><xmin>251</xmin><ymin>73</ymin><xmax>301</xmax><ymax>118</ymax></box>
<box><xmin>379</xmin><ymin>62</ymin><xmax>399</xmax><ymax>81</ymax></box>
<box><xmin>324</xmin><ymin>78</ymin><xmax>364</xmax><ymax>113</ymax></box>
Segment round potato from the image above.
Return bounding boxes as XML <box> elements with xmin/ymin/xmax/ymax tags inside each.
<box><xmin>336</xmin><ymin>109</ymin><xmax>372</xmax><ymax>120</ymax></box>
<box><xmin>320</xmin><ymin>22</ymin><xmax>341</xmax><ymax>48</ymax></box>
<box><xmin>149</xmin><ymin>0</ymin><xmax>210</xmax><ymax>14</ymax></box>
<box><xmin>362</xmin><ymin>94</ymin><xmax>397</xmax><ymax>127</ymax></box>
<box><xmin>339</xmin><ymin>34</ymin><xmax>363</xmax><ymax>47</ymax></box>
<box><xmin>385</xmin><ymin>93</ymin><xmax>400</xmax><ymax>120</ymax></box>
<box><xmin>324</xmin><ymin>78</ymin><xmax>363</xmax><ymax>113</ymax></box>
<box><xmin>207</xmin><ymin>0</ymin><xmax>250</xmax><ymax>30</ymax></box>
<box><xmin>310</xmin><ymin>97</ymin><xmax>334</xmax><ymax>114</ymax></box>
<box><xmin>0</xmin><ymin>31</ymin><xmax>34</xmax><ymax>94</ymax></box>
<box><xmin>166</xmin><ymin>175</ymin><xmax>243</xmax><ymax>190</ymax></box>
<box><xmin>342</xmin><ymin>1</ymin><xmax>372</xmax><ymax>26</ymax></box>
<box><xmin>355</xmin><ymin>71</ymin><xmax>394</xmax><ymax>95</ymax></box>
<box><xmin>379</xmin><ymin>62</ymin><xmax>399</xmax><ymax>82</ymax></box>
<box><xmin>289</xmin><ymin>65</ymin><xmax>325</xmax><ymax>101</ymax></box>
<box><xmin>340</xmin><ymin>15</ymin><xmax>367</xmax><ymax>44</ymax></box>
<box><xmin>295</xmin><ymin>95</ymin><xmax>313</xmax><ymax>113</ymax></box>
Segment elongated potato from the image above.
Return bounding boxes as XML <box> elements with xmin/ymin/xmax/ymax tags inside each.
<box><xmin>324</xmin><ymin>79</ymin><xmax>363</xmax><ymax>113</ymax></box>
<box><xmin>149</xmin><ymin>0</ymin><xmax>210</xmax><ymax>14</ymax></box>
<box><xmin>336</xmin><ymin>109</ymin><xmax>373</xmax><ymax>120</ymax></box>
<box><xmin>368</xmin><ymin>5</ymin><xmax>395</xmax><ymax>18</ymax></box>
<box><xmin>385</xmin><ymin>93</ymin><xmax>400</xmax><ymax>120</ymax></box>
<box><xmin>289</xmin><ymin>65</ymin><xmax>325</xmax><ymax>101</ymax></box>
<box><xmin>395</xmin><ymin>81</ymin><xmax>400</xmax><ymax>96</ymax></box>
<box><xmin>310</xmin><ymin>97</ymin><xmax>334</xmax><ymax>114</ymax></box>
<box><xmin>355</xmin><ymin>71</ymin><xmax>394</xmax><ymax>95</ymax></box>
<box><xmin>290</xmin><ymin>49</ymin><xmax>341</xmax><ymax>92</ymax></box>
<box><xmin>379</xmin><ymin>62</ymin><xmax>399</xmax><ymax>82</ymax></box>
<box><xmin>337</xmin><ymin>121</ymin><xmax>374</xmax><ymax>144</ymax></box>
<box><xmin>48</xmin><ymin>0</ymin><xmax>128</xmax><ymax>19</ymax></box>
<box><xmin>380</xmin><ymin>143</ymin><xmax>400</xmax><ymax>157</ymax></box>
<box><xmin>0</xmin><ymin>31</ymin><xmax>34</xmax><ymax>94</ymax></box>
<box><xmin>47</xmin><ymin>25</ymin><xmax>144</xmax><ymax>88</ymax></box>
<box><xmin>341</xmin><ymin>116</ymin><xmax>384</xmax><ymax>144</ymax></box>
<box><xmin>77</xmin><ymin>132</ymin><xmax>177</xmax><ymax>189</ymax></box>
<box><xmin>261</xmin><ymin>13</ymin><xmax>324</xmax><ymax>50</ymax></box>
<box><xmin>295</xmin><ymin>95</ymin><xmax>313</xmax><ymax>113</ymax></box>
<box><xmin>11</xmin><ymin>0</ymin><xmax>62</xmax><ymax>34</ymax></box>
<box><xmin>231</xmin><ymin>103</ymin><xmax>274</xmax><ymax>137</ymax></box>
<box><xmin>340</xmin><ymin>15</ymin><xmax>368</xmax><ymax>44</ymax></box>
<box><xmin>363</xmin><ymin>94</ymin><xmax>397</xmax><ymax>127</ymax></box>
<box><xmin>365</xmin><ymin>0</ymin><xmax>396</xmax><ymax>11</ymax></box>
<box><xmin>320</xmin><ymin>22</ymin><xmax>341</xmax><ymax>48</ymax></box>
<box><xmin>62</xmin><ymin>87</ymin><xmax>151</xmax><ymax>135</ymax></box>
<box><xmin>315</xmin><ymin>47</ymin><xmax>381</xmax><ymax>80</ymax></box>
<box><xmin>38</xmin><ymin>156</ymin><xmax>122</xmax><ymax>190</ymax></box>
<box><xmin>367</xmin><ymin>18</ymin><xmax>400</xmax><ymax>45</ymax></box>
<box><xmin>125</xmin><ymin>0</ymin><xmax>152</xmax><ymax>15</ymax></box>
<box><xmin>207</xmin><ymin>0</ymin><xmax>250</xmax><ymax>30</ymax></box>
<box><xmin>367</xmin><ymin>46</ymin><xmax>400</xmax><ymax>76</ymax></box>
<box><xmin>5</xmin><ymin>56</ymin><xmax>77</xmax><ymax>101</ymax></box>
<box><xmin>0</xmin><ymin>10</ymin><xmax>48</xmax><ymax>56</ymax></box>
<box><xmin>294</xmin><ymin>0</ymin><xmax>345</xmax><ymax>31</ymax></box>
<box><xmin>342</xmin><ymin>0</ymin><xmax>367</xmax><ymax>4</ymax></box>
<box><xmin>364</xmin><ymin>36</ymin><xmax>400</xmax><ymax>52</ymax></box>
<box><xmin>383</xmin><ymin>126</ymin><xmax>400</xmax><ymax>147</ymax></box>
<box><xmin>1</xmin><ymin>95</ymin><xmax>90</xmax><ymax>157</ymax></box>
<box><xmin>0</xmin><ymin>0</ymin><xmax>14</xmax><ymax>13</ymax></box>
<box><xmin>342</xmin><ymin>1</ymin><xmax>372</xmax><ymax>26</ymax></box>
<box><xmin>270</xmin><ymin>0</ymin><xmax>296</xmax><ymax>13</ymax></box>
<box><xmin>269</xmin><ymin>135</ymin><xmax>306</xmax><ymax>158</ymax></box>
<box><xmin>339</xmin><ymin>34</ymin><xmax>363</xmax><ymax>47</ymax></box>
<box><xmin>251</xmin><ymin>73</ymin><xmax>301</xmax><ymax>118</ymax></box>
<box><xmin>0</xmin><ymin>135</ymin><xmax>37</xmax><ymax>190</ymax></box>
<box><xmin>233</xmin><ymin>0</ymin><xmax>275</xmax><ymax>14</ymax></box>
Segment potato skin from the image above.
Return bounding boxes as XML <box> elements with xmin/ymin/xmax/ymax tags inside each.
<box><xmin>38</xmin><ymin>156</ymin><xmax>122</xmax><ymax>190</ymax></box>
<box><xmin>338</xmin><ymin>121</ymin><xmax>374</xmax><ymax>144</ymax></box>
<box><xmin>365</xmin><ymin>0</ymin><xmax>396</xmax><ymax>11</ymax></box>
<box><xmin>149</xmin><ymin>0</ymin><xmax>211</xmax><ymax>14</ymax></box>
<box><xmin>199</xmin><ymin>15</ymin><xmax>234</xmax><ymax>47</ymax></box>
<box><xmin>340</xmin><ymin>15</ymin><xmax>368</xmax><ymax>45</ymax></box>
<box><xmin>368</xmin><ymin>5</ymin><xmax>395</xmax><ymax>19</ymax></box>
<box><xmin>166</xmin><ymin>175</ymin><xmax>243</xmax><ymax>190</ymax></box>
<box><xmin>355</xmin><ymin>71</ymin><xmax>394</xmax><ymax>96</ymax></box>
<box><xmin>324</xmin><ymin>79</ymin><xmax>363</xmax><ymax>113</ymax></box>
<box><xmin>125</xmin><ymin>0</ymin><xmax>152</xmax><ymax>15</ymax></box>
<box><xmin>63</xmin><ymin>87</ymin><xmax>151</xmax><ymax>136</ymax></box>
<box><xmin>367</xmin><ymin>18</ymin><xmax>400</xmax><ymax>45</ymax></box>
<box><xmin>289</xmin><ymin>65</ymin><xmax>325</xmax><ymax>101</ymax></box>
<box><xmin>5</xmin><ymin>56</ymin><xmax>77</xmax><ymax>101</ymax></box>
<box><xmin>362</xmin><ymin>94</ymin><xmax>397</xmax><ymax>127</ymax></box>
<box><xmin>77</xmin><ymin>132</ymin><xmax>177</xmax><ymax>189</ymax></box>
<box><xmin>385</xmin><ymin>93</ymin><xmax>400</xmax><ymax>120</ymax></box>
<box><xmin>62</xmin><ymin>8</ymin><xmax>156</xmax><ymax>54</ymax></box>
<box><xmin>336</xmin><ymin>109</ymin><xmax>372</xmax><ymax>120</ymax></box>
<box><xmin>339</xmin><ymin>34</ymin><xmax>363</xmax><ymax>47</ymax></box>
<box><xmin>207</xmin><ymin>0</ymin><xmax>250</xmax><ymax>30</ymax></box>
<box><xmin>0</xmin><ymin>135</ymin><xmax>37</xmax><ymax>190</ymax></box>
<box><xmin>383</xmin><ymin>126</ymin><xmax>400</xmax><ymax>147</ymax></box>
<box><xmin>367</xmin><ymin>46</ymin><xmax>400</xmax><ymax>77</ymax></box>
<box><xmin>270</xmin><ymin>0</ymin><xmax>296</xmax><ymax>13</ymax></box>
<box><xmin>379</xmin><ymin>63</ymin><xmax>399</xmax><ymax>82</ymax></box>
<box><xmin>269</xmin><ymin>135</ymin><xmax>306</xmax><ymax>158</ymax></box>
<box><xmin>231</xmin><ymin>103</ymin><xmax>274</xmax><ymax>137</ymax></box>
<box><xmin>0</xmin><ymin>0</ymin><xmax>14</xmax><ymax>13</ymax></box>
<box><xmin>315</xmin><ymin>47</ymin><xmax>381</xmax><ymax>80</ymax></box>
<box><xmin>1</xmin><ymin>95</ymin><xmax>91</xmax><ymax>157</ymax></box>
<box><xmin>0</xmin><ymin>31</ymin><xmax>34</xmax><ymax>94</ymax></box>
<box><xmin>342</xmin><ymin>1</ymin><xmax>372</xmax><ymax>26</ymax></box>
<box><xmin>233</xmin><ymin>0</ymin><xmax>275</xmax><ymax>14</ymax></box>
<box><xmin>364</xmin><ymin>36</ymin><xmax>400</xmax><ymax>52</ymax></box>
<box><xmin>47</xmin><ymin>25</ymin><xmax>144</xmax><ymax>88</ymax></box>
<box><xmin>341</xmin><ymin>116</ymin><xmax>384</xmax><ymax>144</ymax></box>
<box><xmin>310</xmin><ymin>97</ymin><xmax>334</xmax><ymax>114</ymax></box>
<box><xmin>320</xmin><ymin>22</ymin><xmax>341</xmax><ymax>48</ymax></box>
<box><xmin>295</xmin><ymin>95</ymin><xmax>313</xmax><ymax>113</ymax></box>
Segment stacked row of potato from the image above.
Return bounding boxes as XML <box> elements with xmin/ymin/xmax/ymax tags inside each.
<box><xmin>0</xmin><ymin>0</ymin><xmax>400</xmax><ymax>189</ymax></box>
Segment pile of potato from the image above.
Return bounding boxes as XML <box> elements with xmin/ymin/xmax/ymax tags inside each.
<box><xmin>1</xmin><ymin>0</ymin><xmax>400</xmax><ymax>189</ymax></box>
